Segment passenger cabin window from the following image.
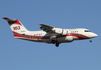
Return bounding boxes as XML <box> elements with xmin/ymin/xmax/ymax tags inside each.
<box><xmin>71</xmin><ymin>31</ymin><xmax>78</xmax><ymax>33</ymax></box>
<box><xmin>84</xmin><ymin>30</ymin><xmax>90</xmax><ymax>32</ymax></box>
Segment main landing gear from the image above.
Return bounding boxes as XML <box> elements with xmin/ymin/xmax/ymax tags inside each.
<box><xmin>52</xmin><ymin>40</ymin><xmax>59</xmax><ymax>47</ymax></box>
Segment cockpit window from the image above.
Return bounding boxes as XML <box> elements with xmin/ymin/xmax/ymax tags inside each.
<box><xmin>84</xmin><ymin>30</ymin><xmax>91</xmax><ymax>32</ymax></box>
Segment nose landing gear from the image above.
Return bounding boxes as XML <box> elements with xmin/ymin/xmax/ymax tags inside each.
<box><xmin>90</xmin><ymin>39</ymin><xmax>92</xmax><ymax>42</ymax></box>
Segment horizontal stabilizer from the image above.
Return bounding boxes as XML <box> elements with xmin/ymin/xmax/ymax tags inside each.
<box><xmin>3</xmin><ymin>17</ymin><xmax>16</xmax><ymax>22</ymax></box>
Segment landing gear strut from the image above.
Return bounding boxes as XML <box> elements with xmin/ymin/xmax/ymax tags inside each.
<box><xmin>52</xmin><ymin>40</ymin><xmax>59</xmax><ymax>47</ymax></box>
<box><xmin>52</xmin><ymin>40</ymin><xmax>56</xmax><ymax>44</ymax></box>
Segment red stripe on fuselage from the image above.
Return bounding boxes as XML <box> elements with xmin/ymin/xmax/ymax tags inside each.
<box><xmin>13</xmin><ymin>31</ymin><xmax>89</xmax><ymax>40</ymax></box>
<box><xmin>13</xmin><ymin>32</ymin><xmax>50</xmax><ymax>39</ymax></box>
<box><xmin>71</xmin><ymin>35</ymin><xmax>85</xmax><ymax>39</ymax></box>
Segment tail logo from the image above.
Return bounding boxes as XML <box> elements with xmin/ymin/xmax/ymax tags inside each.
<box><xmin>13</xmin><ymin>26</ymin><xmax>20</xmax><ymax>30</ymax></box>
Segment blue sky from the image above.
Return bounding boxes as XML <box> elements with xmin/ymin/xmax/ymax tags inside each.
<box><xmin>0</xmin><ymin>0</ymin><xmax>101</xmax><ymax>70</ymax></box>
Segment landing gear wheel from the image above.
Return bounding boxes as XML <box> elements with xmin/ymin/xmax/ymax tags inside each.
<box><xmin>55</xmin><ymin>43</ymin><xmax>59</xmax><ymax>47</ymax></box>
<box><xmin>90</xmin><ymin>39</ymin><xmax>92</xmax><ymax>42</ymax></box>
<box><xmin>55</xmin><ymin>41</ymin><xmax>59</xmax><ymax>47</ymax></box>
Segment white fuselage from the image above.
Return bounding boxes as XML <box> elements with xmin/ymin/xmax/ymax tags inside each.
<box><xmin>14</xmin><ymin>28</ymin><xmax>98</xmax><ymax>44</ymax></box>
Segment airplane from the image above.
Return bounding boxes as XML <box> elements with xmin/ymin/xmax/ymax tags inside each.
<box><xmin>3</xmin><ymin>17</ymin><xmax>98</xmax><ymax>47</ymax></box>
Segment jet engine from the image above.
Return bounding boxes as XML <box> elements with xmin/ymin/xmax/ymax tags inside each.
<box><xmin>52</xmin><ymin>28</ymin><xmax>62</xmax><ymax>34</ymax></box>
<box><xmin>52</xmin><ymin>28</ymin><xmax>67</xmax><ymax>35</ymax></box>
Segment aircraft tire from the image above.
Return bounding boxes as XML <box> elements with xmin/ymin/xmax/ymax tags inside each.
<box><xmin>55</xmin><ymin>42</ymin><xmax>59</xmax><ymax>47</ymax></box>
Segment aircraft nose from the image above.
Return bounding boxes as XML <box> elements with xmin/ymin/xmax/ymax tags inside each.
<box><xmin>89</xmin><ymin>33</ymin><xmax>98</xmax><ymax>38</ymax></box>
<box><xmin>93</xmin><ymin>33</ymin><xmax>98</xmax><ymax>37</ymax></box>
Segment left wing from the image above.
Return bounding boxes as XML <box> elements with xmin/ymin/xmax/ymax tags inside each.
<box><xmin>39</xmin><ymin>24</ymin><xmax>67</xmax><ymax>35</ymax></box>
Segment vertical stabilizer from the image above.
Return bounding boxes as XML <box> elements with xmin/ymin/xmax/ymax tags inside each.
<box><xmin>3</xmin><ymin>17</ymin><xmax>28</xmax><ymax>38</ymax></box>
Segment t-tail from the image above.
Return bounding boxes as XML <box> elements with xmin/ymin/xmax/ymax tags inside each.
<box><xmin>3</xmin><ymin>17</ymin><xmax>28</xmax><ymax>38</ymax></box>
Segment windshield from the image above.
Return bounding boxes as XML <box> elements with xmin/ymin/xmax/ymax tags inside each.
<box><xmin>84</xmin><ymin>30</ymin><xmax>91</xmax><ymax>32</ymax></box>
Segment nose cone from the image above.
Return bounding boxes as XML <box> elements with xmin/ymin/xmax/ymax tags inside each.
<box><xmin>89</xmin><ymin>33</ymin><xmax>98</xmax><ymax>38</ymax></box>
<box><xmin>93</xmin><ymin>33</ymin><xmax>98</xmax><ymax>37</ymax></box>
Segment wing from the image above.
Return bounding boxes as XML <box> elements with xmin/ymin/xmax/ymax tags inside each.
<box><xmin>39</xmin><ymin>24</ymin><xmax>67</xmax><ymax>35</ymax></box>
<box><xmin>39</xmin><ymin>24</ymin><xmax>55</xmax><ymax>34</ymax></box>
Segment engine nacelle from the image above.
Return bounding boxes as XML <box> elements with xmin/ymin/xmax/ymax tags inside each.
<box><xmin>52</xmin><ymin>28</ymin><xmax>62</xmax><ymax>34</ymax></box>
<box><xmin>65</xmin><ymin>36</ymin><xmax>73</xmax><ymax>42</ymax></box>
<box><xmin>52</xmin><ymin>28</ymin><xmax>67</xmax><ymax>35</ymax></box>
